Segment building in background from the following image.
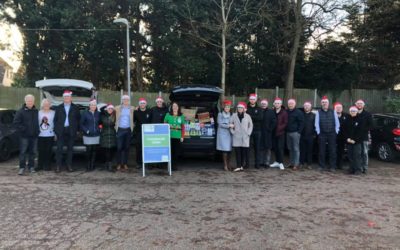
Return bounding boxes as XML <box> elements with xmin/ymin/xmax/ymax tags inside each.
<box><xmin>0</xmin><ymin>56</ymin><xmax>14</xmax><ymax>86</ymax></box>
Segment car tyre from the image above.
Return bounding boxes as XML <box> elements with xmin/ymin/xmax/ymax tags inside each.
<box><xmin>377</xmin><ymin>143</ymin><xmax>394</xmax><ymax>162</ymax></box>
<box><xmin>0</xmin><ymin>139</ymin><xmax>11</xmax><ymax>161</ymax></box>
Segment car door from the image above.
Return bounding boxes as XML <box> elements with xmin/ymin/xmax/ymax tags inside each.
<box><xmin>0</xmin><ymin>111</ymin><xmax>19</xmax><ymax>151</ymax></box>
<box><xmin>371</xmin><ymin>115</ymin><xmax>386</xmax><ymax>148</ymax></box>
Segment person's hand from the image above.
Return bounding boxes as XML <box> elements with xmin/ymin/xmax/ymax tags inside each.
<box><xmin>229</xmin><ymin>124</ymin><xmax>234</xmax><ymax>128</ymax></box>
<box><xmin>180</xmin><ymin>138</ymin><xmax>184</xmax><ymax>142</ymax></box>
<box><xmin>54</xmin><ymin>135</ymin><xmax>57</xmax><ymax>141</ymax></box>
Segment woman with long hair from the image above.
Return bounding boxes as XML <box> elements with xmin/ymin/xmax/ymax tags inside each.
<box><xmin>164</xmin><ymin>102</ymin><xmax>185</xmax><ymax>170</ymax></box>
<box><xmin>217</xmin><ymin>100</ymin><xmax>234</xmax><ymax>171</ymax></box>
<box><xmin>100</xmin><ymin>103</ymin><xmax>117</xmax><ymax>172</ymax></box>
<box><xmin>37</xmin><ymin>98</ymin><xmax>55</xmax><ymax>171</ymax></box>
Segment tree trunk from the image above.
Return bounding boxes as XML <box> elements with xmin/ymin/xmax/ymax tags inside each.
<box><xmin>220</xmin><ymin>0</ymin><xmax>227</xmax><ymax>100</ymax></box>
<box><xmin>284</xmin><ymin>0</ymin><xmax>302</xmax><ymax>100</ymax></box>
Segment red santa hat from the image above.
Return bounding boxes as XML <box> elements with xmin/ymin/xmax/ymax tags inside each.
<box><xmin>138</xmin><ymin>98</ymin><xmax>147</xmax><ymax>105</ymax></box>
<box><xmin>63</xmin><ymin>90</ymin><xmax>72</xmax><ymax>97</ymax></box>
<box><xmin>321</xmin><ymin>96</ymin><xmax>329</xmax><ymax>102</ymax></box>
<box><xmin>223</xmin><ymin>100</ymin><xmax>232</xmax><ymax>106</ymax></box>
<box><xmin>237</xmin><ymin>101</ymin><xmax>247</xmax><ymax>109</ymax></box>
<box><xmin>106</xmin><ymin>103</ymin><xmax>114</xmax><ymax>110</ymax></box>
<box><xmin>273</xmin><ymin>97</ymin><xmax>282</xmax><ymax>104</ymax></box>
<box><xmin>333</xmin><ymin>102</ymin><xmax>342</xmax><ymax>108</ymax></box>
<box><xmin>303</xmin><ymin>101</ymin><xmax>312</xmax><ymax>107</ymax></box>
<box><xmin>249</xmin><ymin>93</ymin><xmax>257</xmax><ymax>101</ymax></box>
<box><xmin>349</xmin><ymin>106</ymin><xmax>358</xmax><ymax>112</ymax></box>
<box><xmin>355</xmin><ymin>99</ymin><xmax>365</xmax><ymax>105</ymax></box>
<box><xmin>260</xmin><ymin>99</ymin><xmax>268</xmax><ymax>105</ymax></box>
<box><xmin>155</xmin><ymin>96</ymin><xmax>164</xmax><ymax>103</ymax></box>
<box><xmin>288</xmin><ymin>98</ymin><xmax>296</xmax><ymax>104</ymax></box>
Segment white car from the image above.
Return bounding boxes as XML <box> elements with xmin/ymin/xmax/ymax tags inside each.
<box><xmin>35</xmin><ymin>79</ymin><xmax>106</xmax><ymax>153</ymax></box>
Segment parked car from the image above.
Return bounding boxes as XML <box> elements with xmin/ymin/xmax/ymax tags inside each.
<box><xmin>0</xmin><ymin>109</ymin><xmax>19</xmax><ymax>161</ymax></box>
<box><xmin>35</xmin><ymin>79</ymin><xmax>106</xmax><ymax>153</ymax></box>
<box><xmin>169</xmin><ymin>85</ymin><xmax>223</xmax><ymax>158</ymax></box>
<box><xmin>370</xmin><ymin>113</ymin><xmax>400</xmax><ymax>162</ymax></box>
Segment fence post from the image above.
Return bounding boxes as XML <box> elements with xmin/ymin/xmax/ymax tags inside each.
<box><xmin>255</xmin><ymin>87</ymin><xmax>258</xmax><ymax>97</ymax></box>
<box><xmin>275</xmin><ymin>86</ymin><xmax>279</xmax><ymax>97</ymax></box>
<box><xmin>314</xmin><ymin>89</ymin><xmax>317</xmax><ymax>107</ymax></box>
<box><xmin>232</xmin><ymin>95</ymin><xmax>235</xmax><ymax>106</ymax></box>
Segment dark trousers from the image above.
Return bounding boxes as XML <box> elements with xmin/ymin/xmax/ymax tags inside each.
<box><xmin>38</xmin><ymin>136</ymin><xmax>54</xmax><ymax>170</ymax></box>
<box><xmin>348</xmin><ymin>143</ymin><xmax>362</xmax><ymax>174</ymax></box>
<box><xmin>103</xmin><ymin>147</ymin><xmax>115</xmax><ymax>164</ymax></box>
<box><xmin>273</xmin><ymin>134</ymin><xmax>285</xmax><ymax>164</ymax></box>
<box><xmin>234</xmin><ymin>147</ymin><xmax>249</xmax><ymax>168</ymax></box>
<box><xmin>136</xmin><ymin>135</ymin><xmax>143</xmax><ymax>164</ymax></box>
<box><xmin>318</xmin><ymin>133</ymin><xmax>337</xmax><ymax>169</ymax></box>
<box><xmin>251</xmin><ymin>130</ymin><xmax>262</xmax><ymax>166</ymax></box>
<box><xmin>336</xmin><ymin>137</ymin><xmax>346</xmax><ymax>169</ymax></box>
<box><xmin>85</xmin><ymin>145</ymin><xmax>97</xmax><ymax>170</ymax></box>
<box><xmin>56</xmin><ymin>128</ymin><xmax>75</xmax><ymax>167</ymax></box>
<box><xmin>171</xmin><ymin>138</ymin><xmax>181</xmax><ymax>168</ymax></box>
<box><xmin>300</xmin><ymin>136</ymin><xmax>314</xmax><ymax>165</ymax></box>
<box><xmin>116</xmin><ymin>128</ymin><xmax>131</xmax><ymax>165</ymax></box>
<box><xmin>19</xmin><ymin>137</ymin><xmax>37</xmax><ymax>169</ymax></box>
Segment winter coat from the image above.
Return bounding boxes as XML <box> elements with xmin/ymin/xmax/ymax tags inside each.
<box><xmin>151</xmin><ymin>105</ymin><xmax>168</xmax><ymax>123</ymax></box>
<box><xmin>134</xmin><ymin>108</ymin><xmax>152</xmax><ymax>142</ymax></box>
<box><xmin>246</xmin><ymin>104</ymin><xmax>263</xmax><ymax>131</ymax></box>
<box><xmin>100</xmin><ymin>111</ymin><xmax>117</xmax><ymax>148</ymax></box>
<box><xmin>344</xmin><ymin>115</ymin><xmax>364</xmax><ymax>144</ymax></box>
<box><xmin>216</xmin><ymin>111</ymin><xmax>232</xmax><ymax>152</ymax></box>
<box><xmin>261</xmin><ymin>108</ymin><xmax>276</xmax><ymax>149</ymax></box>
<box><xmin>274</xmin><ymin>108</ymin><xmax>288</xmax><ymax>137</ymax></box>
<box><xmin>230</xmin><ymin>112</ymin><xmax>253</xmax><ymax>147</ymax></box>
<box><xmin>302</xmin><ymin>111</ymin><xmax>316</xmax><ymax>137</ymax></box>
<box><xmin>286</xmin><ymin>108</ymin><xmax>304</xmax><ymax>133</ymax></box>
<box><xmin>54</xmin><ymin>103</ymin><xmax>81</xmax><ymax>136</ymax></box>
<box><xmin>80</xmin><ymin>110</ymin><xmax>101</xmax><ymax>137</ymax></box>
<box><xmin>13</xmin><ymin>104</ymin><xmax>40</xmax><ymax>138</ymax></box>
<box><xmin>337</xmin><ymin>113</ymin><xmax>350</xmax><ymax>140</ymax></box>
<box><xmin>357</xmin><ymin>109</ymin><xmax>372</xmax><ymax>141</ymax></box>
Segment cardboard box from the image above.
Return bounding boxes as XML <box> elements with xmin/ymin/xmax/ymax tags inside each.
<box><xmin>181</xmin><ymin>108</ymin><xmax>196</xmax><ymax>122</ymax></box>
<box><xmin>198</xmin><ymin>112</ymin><xmax>211</xmax><ymax>123</ymax></box>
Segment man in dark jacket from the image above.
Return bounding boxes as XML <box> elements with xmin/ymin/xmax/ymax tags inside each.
<box><xmin>286</xmin><ymin>99</ymin><xmax>304</xmax><ymax>170</ymax></box>
<box><xmin>270</xmin><ymin>97</ymin><xmax>287</xmax><ymax>170</ymax></box>
<box><xmin>247</xmin><ymin>93</ymin><xmax>264</xmax><ymax>168</ymax></box>
<box><xmin>315</xmin><ymin>96</ymin><xmax>340</xmax><ymax>171</ymax></box>
<box><xmin>260</xmin><ymin>99</ymin><xmax>276</xmax><ymax>167</ymax></box>
<box><xmin>134</xmin><ymin>98</ymin><xmax>152</xmax><ymax>166</ymax></box>
<box><xmin>300</xmin><ymin>101</ymin><xmax>315</xmax><ymax>169</ymax></box>
<box><xmin>54</xmin><ymin>90</ymin><xmax>81</xmax><ymax>173</ymax></box>
<box><xmin>334</xmin><ymin>102</ymin><xmax>349</xmax><ymax>169</ymax></box>
<box><xmin>355</xmin><ymin>99</ymin><xmax>372</xmax><ymax>174</ymax></box>
<box><xmin>151</xmin><ymin>96</ymin><xmax>168</xmax><ymax>123</ymax></box>
<box><xmin>13</xmin><ymin>94</ymin><xmax>40</xmax><ymax>175</ymax></box>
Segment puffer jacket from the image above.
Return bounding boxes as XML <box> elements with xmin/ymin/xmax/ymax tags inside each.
<box><xmin>100</xmin><ymin>111</ymin><xmax>117</xmax><ymax>148</ymax></box>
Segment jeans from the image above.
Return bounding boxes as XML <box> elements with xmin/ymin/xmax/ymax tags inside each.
<box><xmin>116</xmin><ymin>128</ymin><xmax>131</xmax><ymax>165</ymax></box>
<box><xmin>361</xmin><ymin>141</ymin><xmax>369</xmax><ymax>171</ymax></box>
<box><xmin>19</xmin><ymin>137</ymin><xmax>37</xmax><ymax>169</ymax></box>
<box><xmin>38</xmin><ymin>136</ymin><xmax>54</xmax><ymax>170</ymax></box>
<box><xmin>300</xmin><ymin>135</ymin><xmax>314</xmax><ymax>165</ymax></box>
<box><xmin>287</xmin><ymin>132</ymin><xmax>301</xmax><ymax>166</ymax></box>
<box><xmin>251</xmin><ymin>130</ymin><xmax>262</xmax><ymax>166</ymax></box>
<box><xmin>348</xmin><ymin>143</ymin><xmax>362</xmax><ymax>174</ymax></box>
<box><xmin>56</xmin><ymin>128</ymin><xmax>75</xmax><ymax>167</ymax></box>
<box><xmin>273</xmin><ymin>135</ymin><xmax>285</xmax><ymax>164</ymax></box>
<box><xmin>318</xmin><ymin>133</ymin><xmax>337</xmax><ymax>170</ymax></box>
<box><xmin>234</xmin><ymin>147</ymin><xmax>249</xmax><ymax>168</ymax></box>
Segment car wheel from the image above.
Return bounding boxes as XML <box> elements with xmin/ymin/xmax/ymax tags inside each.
<box><xmin>0</xmin><ymin>139</ymin><xmax>11</xmax><ymax>161</ymax></box>
<box><xmin>377</xmin><ymin>143</ymin><xmax>394</xmax><ymax>162</ymax></box>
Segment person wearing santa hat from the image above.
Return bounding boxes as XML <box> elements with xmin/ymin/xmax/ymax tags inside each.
<box><xmin>314</xmin><ymin>96</ymin><xmax>340</xmax><ymax>172</ymax></box>
<box><xmin>334</xmin><ymin>102</ymin><xmax>349</xmax><ymax>169</ymax></box>
<box><xmin>114</xmin><ymin>94</ymin><xmax>135</xmax><ymax>171</ymax></box>
<box><xmin>355</xmin><ymin>99</ymin><xmax>372</xmax><ymax>174</ymax></box>
<box><xmin>246</xmin><ymin>93</ymin><xmax>263</xmax><ymax>169</ymax></box>
<box><xmin>80</xmin><ymin>99</ymin><xmax>101</xmax><ymax>171</ymax></box>
<box><xmin>344</xmin><ymin>106</ymin><xmax>364</xmax><ymax>175</ymax></box>
<box><xmin>300</xmin><ymin>101</ymin><xmax>315</xmax><ymax>169</ymax></box>
<box><xmin>54</xmin><ymin>90</ymin><xmax>81</xmax><ymax>173</ymax></box>
<box><xmin>270</xmin><ymin>97</ymin><xmax>287</xmax><ymax>170</ymax></box>
<box><xmin>230</xmin><ymin>102</ymin><xmax>253</xmax><ymax>172</ymax></box>
<box><xmin>216</xmin><ymin>100</ymin><xmax>234</xmax><ymax>171</ymax></box>
<box><xmin>100</xmin><ymin>103</ymin><xmax>117</xmax><ymax>172</ymax></box>
<box><xmin>260</xmin><ymin>99</ymin><xmax>276</xmax><ymax>168</ymax></box>
<box><xmin>134</xmin><ymin>97</ymin><xmax>152</xmax><ymax>166</ymax></box>
<box><xmin>151</xmin><ymin>96</ymin><xmax>168</xmax><ymax>124</ymax></box>
<box><xmin>286</xmin><ymin>98</ymin><xmax>304</xmax><ymax>170</ymax></box>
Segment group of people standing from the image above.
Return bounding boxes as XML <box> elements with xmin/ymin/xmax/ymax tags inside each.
<box><xmin>13</xmin><ymin>90</ymin><xmax>188</xmax><ymax>175</ymax></box>
<box><xmin>216</xmin><ymin>94</ymin><xmax>372</xmax><ymax>175</ymax></box>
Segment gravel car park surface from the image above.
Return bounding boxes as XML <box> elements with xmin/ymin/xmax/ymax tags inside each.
<box><xmin>0</xmin><ymin>155</ymin><xmax>399</xmax><ymax>250</ymax></box>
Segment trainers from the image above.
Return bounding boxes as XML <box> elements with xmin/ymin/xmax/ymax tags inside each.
<box><xmin>18</xmin><ymin>168</ymin><xmax>24</xmax><ymax>175</ymax></box>
<box><xmin>234</xmin><ymin>167</ymin><xmax>243</xmax><ymax>172</ymax></box>
<box><xmin>279</xmin><ymin>163</ymin><xmax>285</xmax><ymax>170</ymax></box>
<box><xmin>30</xmin><ymin>168</ymin><xmax>36</xmax><ymax>173</ymax></box>
<box><xmin>270</xmin><ymin>162</ymin><xmax>279</xmax><ymax>168</ymax></box>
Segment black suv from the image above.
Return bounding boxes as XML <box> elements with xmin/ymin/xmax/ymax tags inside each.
<box><xmin>169</xmin><ymin>85</ymin><xmax>223</xmax><ymax>158</ymax></box>
<box><xmin>0</xmin><ymin>109</ymin><xmax>19</xmax><ymax>161</ymax></box>
<box><xmin>370</xmin><ymin>113</ymin><xmax>400</xmax><ymax>162</ymax></box>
